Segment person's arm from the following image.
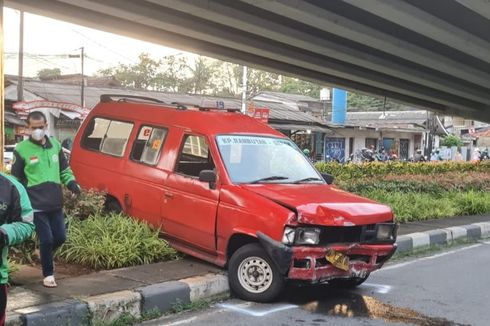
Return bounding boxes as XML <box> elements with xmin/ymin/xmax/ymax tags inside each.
<box><xmin>10</xmin><ymin>150</ymin><xmax>27</xmax><ymax>186</ymax></box>
<box><xmin>0</xmin><ymin>176</ymin><xmax>34</xmax><ymax>246</ymax></box>
<box><xmin>59</xmin><ymin>148</ymin><xmax>80</xmax><ymax>195</ymax></box>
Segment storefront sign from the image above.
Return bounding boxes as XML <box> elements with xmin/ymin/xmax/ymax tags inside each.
<box><xmin>247</xmin><ymin>104</ymin><xmax>270</xmax><ymax>123</ymax></box>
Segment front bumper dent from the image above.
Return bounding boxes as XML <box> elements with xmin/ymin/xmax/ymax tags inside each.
<box><xmin>256</xmin><ymin>232</ymin><xmax>397</xmax><ymax>283</ymax></box>
<box><xmin>288</xmin><ymin>243</ymin><xmax>397</xmax><ymax>282</ymax></box>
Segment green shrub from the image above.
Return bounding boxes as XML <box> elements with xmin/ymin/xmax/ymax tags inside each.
<box><xmin>315</xmin><ymin>161</ymin><xmax>490</xmax><ymax>180</ymax></box>
<box><xmin>337</xmin><ymin>171</ymin><xmax>490</xmax><ymax>195</ymax></box>
<box><xmin>451</xmin><ymin>191</ymin><xmax>490</xmax><ymax>216</ymax></box>
<box><xmin>64</xmin><ymin>189</ymin><xmax>106</xmax><ymax>220</ymax></box>
<box><xmin>57</xmin><ymin>213</ymin><xmax>178</xmax><ymax>269</ymax></box>
<box><xmin>363</xmin><ymin>191</ymin><xmax>490</xmax><ymax>223</ymax></box>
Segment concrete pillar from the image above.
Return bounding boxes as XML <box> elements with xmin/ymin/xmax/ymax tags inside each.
<box><xmin>0</xmin><ymin>1</ymin><xmax>4</xmax><ymax>169</ymax></box>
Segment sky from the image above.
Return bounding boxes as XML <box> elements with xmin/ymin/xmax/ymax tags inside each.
<box><xmin>3</xmin><ymin>7</ymin><xmax>194</xmax><ymax>77</ymax></box>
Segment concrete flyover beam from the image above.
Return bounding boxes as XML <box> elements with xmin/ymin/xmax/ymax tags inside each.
<box><xmin>146</xmin><ymin>0</ymin><xmax>490</xmax><ymax>105</ymax></box>
<box><xmin>240</xmin><ymin>0</ymin><xmax>490</xmax><ymax>89</ymax></box>
<box><xmin>455</xmin><ymin>0</ymin><xmax>490</xmax><ymax>20</ymax></box>
<box><xmin>342</xmin><ymin>0</ymin><xmax>490</xmax><ymax>64</ymax></box>
<box><xmin>51</xmin><ymin>0</ymin><xmax>488</xmax><ymax>112</ymax></box>
<box><xmin>4</xmin><ymin>0</ymin><xmax>490</xmax><ymax>122</ymax></box>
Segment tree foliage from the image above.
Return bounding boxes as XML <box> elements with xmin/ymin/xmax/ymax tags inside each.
<box><xmin>441</xmin><ymin>134</ymin><xmax>463</xmax><ymax>147</ymax></box>
<box><xmin>37</xmin><ymin>68</ymin><xmax>61</xmax><ymax>80</ymax></box>
<box><xmin>98</xmin><ymin>53</ymin><xmax>412</xmax><ymax>111</ymax></box>
<box><xmin>347</xmin><ymin>93</ymin><xmax>403</xmax><ymax>111</ymax></box>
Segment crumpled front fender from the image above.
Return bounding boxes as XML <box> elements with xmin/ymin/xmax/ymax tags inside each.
<box><xmin>256</xmin><ymin>231</ymin><xmax>292</xmax><ymax>275</ymax></box>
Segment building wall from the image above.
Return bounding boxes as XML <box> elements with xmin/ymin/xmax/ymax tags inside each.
<box><xmin>324</xmin><ymin>129</ymin><xmax>423</xmax><ymax>161</ymax></box>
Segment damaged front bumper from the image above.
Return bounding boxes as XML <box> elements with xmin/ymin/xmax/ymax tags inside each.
<box><xmin>257</xmin><ymin>231</ymin><xmax>397</xmax><ymax>283</ymax></box>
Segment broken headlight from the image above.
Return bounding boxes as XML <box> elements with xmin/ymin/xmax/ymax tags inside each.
<box><xmin>376</xmin><ymin>223</ymin><xmax>398</xmax><ymax>241</ymax></box>
<box><xmin>282</xmin><ymin>227</ymin><xmax>321</xmax><ymax>245</ymax></box>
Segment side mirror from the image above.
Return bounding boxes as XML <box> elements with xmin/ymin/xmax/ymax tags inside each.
<box><xmin>199</xmin><ymin>170</ymin><xmax>217</xmax><ymax>188</ymax></box>
<box><xmin>321</xmin><ymin>173</ymin><xmax>334</xmax><ymax>185</ymax></box>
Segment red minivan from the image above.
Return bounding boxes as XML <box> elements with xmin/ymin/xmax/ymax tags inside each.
<box><xmin>71</xmin><ymin>95</ymin><xmax>397</xmax><ymax>302</ymax></box>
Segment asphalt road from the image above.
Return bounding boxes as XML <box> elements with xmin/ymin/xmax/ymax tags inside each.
<box><xmin>141</xmin><ymin>241</ymin><xmax>490</xmax><ymax>326</ymax></box>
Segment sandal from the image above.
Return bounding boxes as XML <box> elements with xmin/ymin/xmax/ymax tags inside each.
<box><xmin>43</xmin><ymin>276</ymin><xmax>57</xmax><ymax>288</ymax></box>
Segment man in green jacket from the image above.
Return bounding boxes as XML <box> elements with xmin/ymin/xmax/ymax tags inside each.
<box><xmin>11</xmin><ymin>111</ymin><xmax>80</xmax><ymax>288</ymax></box>
<box><xmin>0</xmin><ymin>172</ymin><xmax>34</xmax><ymax>325</ymax></box>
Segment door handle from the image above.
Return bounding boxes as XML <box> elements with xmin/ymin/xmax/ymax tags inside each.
<box><xmin>164</xmin><ymin>192</ymin><xmax>174</xmax><ymax>199</ymax></box>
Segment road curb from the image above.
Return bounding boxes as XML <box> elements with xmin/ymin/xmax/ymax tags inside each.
<box><xmin>396</xmin><ymin>222</ymin><xmax>490</xmax><ymax>254</ymax></box>
<box><xmin>8</xmin><ymin>273</ymin><xmax>229</xmax><ymax>326</ymax></box>
<box><xmin>8</xmin><ymin>222</ymin><xmax>489</xmax><ymax>325</ymax></box>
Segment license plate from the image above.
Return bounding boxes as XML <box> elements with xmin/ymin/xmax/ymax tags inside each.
<box><xmin>325</xmin><ymin>249</ymin><xmax>350</xmax><ymax>271</ymax></box>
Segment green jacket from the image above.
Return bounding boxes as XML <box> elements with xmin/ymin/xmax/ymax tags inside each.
<box><xmin>12</xmin><ymin>137</ymin><xmax>76</xmax><ymax>211</ymax></box>
<box><xmin>0</xmin><ymin>173</ymin><xmax>34</xmax><ymax>284</ymax></box>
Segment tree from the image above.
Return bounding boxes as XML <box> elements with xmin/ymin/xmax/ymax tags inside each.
<box><xmin>441</xmin><ymin>134</ymin><xmax>463</xmax><ymax>147</ymax></box>
<box><xmin>37</xmin><ymin>68</ymin><xmax>61</xmax><ymax>80</ymax></box>
<box><xmin>98</xmin><ymin>53</ymin><xmax>160</xmax><ymax>89</ymax></box>
<box><xmin>279</xmin><ymin>77</ymin><xmax>321</xmax><ymax>98</ymax></box>
<box><xmin>347</xmin><ymin>93</ymin><xmax>403</xmax><ymax>111</ymax></box>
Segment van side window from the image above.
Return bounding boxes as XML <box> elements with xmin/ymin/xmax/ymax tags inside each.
<box><xmin>81</xmin><ymin>117</ymin><xmax>133</xmax><ymax>157</ymax></box>
<box><xmin>176</xmin><ymin>135</ymin><xmax>215</xmax><ymax>178</ymax></box>
<box><xmin>131</xmin><ymin>126</ymin><xmax>168</xmax><ymax>165</ymax></box>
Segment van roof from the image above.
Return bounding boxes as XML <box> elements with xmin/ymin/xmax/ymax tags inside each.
<box><xmin>91</xmin><ymin>97</ymin><xmax>285</xmax><ymax>138</ymax></box>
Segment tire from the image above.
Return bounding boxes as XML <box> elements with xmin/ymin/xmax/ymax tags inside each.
<box><xmin>104</xmin><ymin>197</ymin><xmax>122</xmax><ymax>214</ymax></box>
<box><xmin>329</xmin><ymin>274</ymin><xmax>370</xmax><ymax>289</ymax></box>
<box><xmin>228</xmin><ymin>243</ymin><xmax>285</xmax><ymax>302</ymax></box>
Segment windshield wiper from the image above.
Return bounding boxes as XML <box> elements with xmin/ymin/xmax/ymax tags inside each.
<box><xmin>250</xmin><ymin>176</ymin><xmax>289</xmax><ymax>184</ymax></box>
<box><xmin>293</xmin><ymin>177</ymin><xmax>323</xmax><ymax>184</ymax></box>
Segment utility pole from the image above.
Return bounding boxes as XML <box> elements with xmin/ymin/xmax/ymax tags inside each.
<box><xmin>241</xmin><ymin>65</ymin><xmax>247</xmax><ymax>113</ymax></box>
<box><xmin>17</xmin><ymin>10</ymin><xmax>24</xmax><ymax>101</ymax></box>
<box><xmin>81</xmin><ymin>47</ymin><xmax>85</xmax><ymax>107</ymax></box>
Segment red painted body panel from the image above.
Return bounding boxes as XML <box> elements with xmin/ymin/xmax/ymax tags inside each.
<box><xmin>71</xmin><ymin>100</ymin><xmax>396</xmax><ymax>281</ymax></box>
<box><xmin>239</xmin><ymin>184</ymin><xmax>393</xmax><ymax>226</ymax></box>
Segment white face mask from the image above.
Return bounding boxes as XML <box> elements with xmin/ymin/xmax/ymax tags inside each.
<box><xmin>31</xmin><ymin>128</ymin><xmax>46</xmax><ymax>141</ymax></box>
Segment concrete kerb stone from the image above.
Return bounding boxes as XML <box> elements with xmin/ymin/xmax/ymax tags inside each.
<box><xmin>138</xmin><ymin>281</ymin><xmax>190</xmax><ymax>314</ymax></box>
<box><xmin>472</xmin><ymin>222</ymin><xmax>490</xmax><ymax>238</ymax></box>
<box><xmin>15</xmin><ymin>299</ymin><xmax>89</xmax><ymax>326</ymax></box>
<box><xmin>445</xmin><ymin>226</ymin><xmax>467</xmax><ymax>242</ymax></box>
<box><xmin>462</xmin><ymin>224</ymin><xmax>481</xmax><ymax>240</ymax></box>
<box><xmin>395</xmin><ymin>235</ymin><xmax>412</xmax><ymax>254</ymax></box>
<box><xmin>427</xmin><ymin>229</ymin><xmax>450</xmax><ymax>246</ymax></box>
<box><xmin>407</xmin><ymin>232</ymin><xmax>430</xmax><ymax>249</ymax></box>
<box><xmin>5</xmin><ymin>313</ymin><xmax>23</xmax><ymax>326</ymax></box>
<box><xmin>83</xmin><ymin>290</ymin><xmax>141</xmax><ymax>323</ymax></box>
<box><xmin>180</xmin><ymin>273</ymin><xmax>229</xmax><ymax>302</ymax></box>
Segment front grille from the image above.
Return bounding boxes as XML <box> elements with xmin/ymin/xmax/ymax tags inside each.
<box><xmin>319</xmin><ymin>224</ymin><xmax>378</xmax><ymax>245</ymax></box>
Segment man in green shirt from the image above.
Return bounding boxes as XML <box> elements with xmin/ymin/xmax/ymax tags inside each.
<box><xmin>11</xmin><ymin>111</ymin><xmax>80</xmax><ymax>288</ymax></box>
<box><xmin>0</xmin><ymin>172</ymin><xmax>34</xmax><ymax>325</ymax></box>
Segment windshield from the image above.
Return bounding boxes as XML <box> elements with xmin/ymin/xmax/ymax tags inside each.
<box><xmin>216</xmin><ymin>135</ymin><xmax>323</xmax><ymax>184</ymax></box>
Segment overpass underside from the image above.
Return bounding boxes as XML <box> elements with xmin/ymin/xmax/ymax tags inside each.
<box><xmin>5</xmin><ymin>0</ymin><xmax>490</xmax><ymax>122</ymax></box>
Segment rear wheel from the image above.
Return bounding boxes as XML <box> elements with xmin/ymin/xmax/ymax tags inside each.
<box><xmin>228</xmin><ymin>243</ymin><xmax>284</xmax><ymax>302</ymax></box>
<box><xmin>104</xmin><ymin>197</ymin><xmax>122</xmax><ymax>214</ymax></box>
<box><xmin>330</xmin><ymin>274</ymin><xmax>370</xmax><ymax>289</ymax></box>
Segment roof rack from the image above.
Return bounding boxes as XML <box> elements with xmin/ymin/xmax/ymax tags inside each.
<box><xmin>100</xmin><ymin>94</ymin><xmax>165</xmax><ymax>104</ymax></box>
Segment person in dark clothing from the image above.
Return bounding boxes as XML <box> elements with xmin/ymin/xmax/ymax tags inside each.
<box><xmin>11</xmin><ymin>111</ymin><xmax>80</xmax><ymax>288</ymax></box>
<box><xmin>0</xmin><ymin>173</ymin><xmax>34</xmax><ymax>325</ymax></box>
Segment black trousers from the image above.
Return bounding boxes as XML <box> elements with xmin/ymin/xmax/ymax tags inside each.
<box><xmin>0</xmin><ymin>284</ymin><xmax>7</xmax><ymax>326</ymax></box>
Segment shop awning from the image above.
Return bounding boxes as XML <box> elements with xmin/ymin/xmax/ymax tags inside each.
<box><xmin>268</xmin><ymin>123</ymin><xmax>332</xmax><ymax>134</ymax></box>
<box><xmin>5</xmin><ymin>111</ymin><xmax>26</xmax><ymax>126</ymax></box>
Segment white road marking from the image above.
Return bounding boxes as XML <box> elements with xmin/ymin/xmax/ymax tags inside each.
<box><xmin>217</xmin><ymin>302</ymin><xmax>298</xmax><ymax>317</ymax></box>
<box><xmin>162</xmin><ymin>316</ymin><xmax>198</xmax><ymax>326</ymax></box>
<box><xmin>361</xmin><ymin>283</ymin><xmax>392</xmax><ymax>294</ymax></box>
<box><xmin>377</xmin><ymin>243</ymin><xmax>482</xmax><ymax>272</ymax></box>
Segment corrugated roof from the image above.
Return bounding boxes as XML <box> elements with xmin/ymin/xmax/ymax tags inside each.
<box><xmin>8</xmin><ymin>80</ymin><xmax>325</xmax><ymax>126</ymax></box>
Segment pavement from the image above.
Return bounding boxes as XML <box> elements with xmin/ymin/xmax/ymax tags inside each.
<box><xmin>7</xmin><ymin>214</ymin><xmax>490</xmax><ymax>326</ymax></box>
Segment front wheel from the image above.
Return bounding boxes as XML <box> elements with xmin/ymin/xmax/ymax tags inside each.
<box><xmin>228</xmin><ymin>243</ymin><xmax>285</xmax><ymax>302</ymax></box>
